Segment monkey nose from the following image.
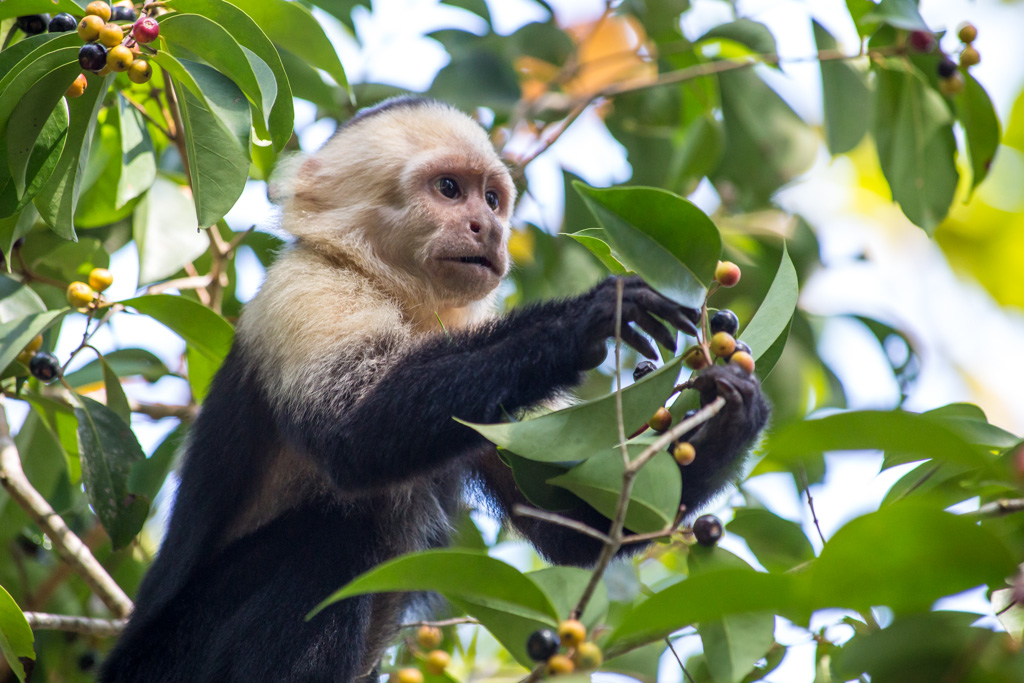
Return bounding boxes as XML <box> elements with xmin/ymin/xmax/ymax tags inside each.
<box><xmin>469</xmin><ymin>222</ymin><xmax>481</xmax><ymax>234</ymax></box>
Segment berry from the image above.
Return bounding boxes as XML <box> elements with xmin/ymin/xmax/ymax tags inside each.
<box><xmin>683</xmin><ymin>345</ymin><xmax>709</xmax><ymax>370</ymax></box>
<box><xmin>937</xmin><ymin>58</ymin><xmax>958</xmax><ymax>79</ymax></box>
<box><xmin>88</xmin><ymin>268</ymin><xmax>114</xmax><ymax>292</ymax></box>
<box><xmin>693</xmin><ymin>514</ymin><xmax>723</xmax><ymax>546</ymax></box>
<box><xmin>425</xmin><ymin>650</ymin><xmax>450</xmax><ymax>675</ymax></box>
<box><xmin>99</xmin><ymin>22</ymin><xmax>124</xmax><ymax>47</ymax></box>
<box><xmin>29</xmin><ymin>352</ymin><xmax>60</xmax><ymax>383</ymax></box>
<box><xmin>77</xmin><ymin>651</ymin><xmax>97</xmax><ymax>672</ymax></box>
<box><xmin>86</xmin><ymin>1</ymin><xmax>113</xmax><ymax>22</ymax></box>
<box><xmin>16</xmin><ymin>350</ymin><xmax>34</xmax><ymax>365</ymax></box>
<box><xmin>527</xmin><ymin>629</ymin><xmax>560</xmax><ymax>662</ymax></box>
<box><xmin>395</xmin><ymin>668</ymin><xmax>423</xmax><ymax>683</ymax></box>
<box><xmin>78</xmin><ymin>15</ymin><xmax>105</xmax><ymax>42</ymax></box>
<box><xmin>557</xmin><ymin>619</ymin><xmax>586</xmax><ymax>648</ymax></box>
<box><xmin>908</xmin><ymin>30</ymin><xmax>935</xmax><ymax>52</ymax></box>
<box><xmin>632</xmin><ymin>360</ymin><xmax>657</xmax><ymax>382</ymax></box>
<box><xmin>416</xmin><ymin>625</ymin><xmax>442</xmax><ymax>651</ymax></box>
<box><xmin>648</xmin><ymin>407</ymin><xmax>671</xmax><ymax>433</ymax></box>
<box><xmin>132</xmin><ymin>16</ymin><xmax>160</xmax><ymax>44</ymax></box>
<box><xmin>732</xmin><ymin>340</ymin><xmax>751</xmax><ymax>357</ymax></box>
<box><xmin>939</xmin><ymin>72</ymin><xmax>965</xmax><ymax>96</ymax></box>
<box><xmin>710</xmin><ymin>309</ymin><xmax>739</xmax><ymax>336</ymax></box>
<box><xmin>26</xmin><ymin>335</ymin><xmax>43</xmax><ymax>354</ymax></box>
<box><xmin>16</xmin><ymin>15</ymin><xmax>49</xmax><ymax>35</ymax></box>
<box><xmin>106</xmin><ymin>45</ymin><xmax>134</xmax><ymax>72</ymax></box>
<box><xmin>111</xmin><ymin>6</ymin><xmax>137</xmax><ymax>22</ymax></box>
<box><xmin>546</xmin><ymin>654</ymin><xmax>575</xmax><ymax>676</ymax></box>
<box><xmin>96</xmin><ymin>64</ymin><xmax>114</xmax><ymax>77</ymax></box>
<box><xmin>48</xmin><ymin>13</ymin><xmax>77</xmax><ymax>33</ymax></box>
<box><xmin>66</xmin><ymin>74</ymin><xmax>88</xmax><ymax>99</ymax></box>
<box><xmin>714</xmin><ymin>260</ymin><xmax>741</xmax><ymax>287</ymax></box>
<box><xmin>128</xmin><ymin>59</ymin><xmax>152</xmax><ymax>84</ymax></box>
<box><xmin>958</xmin><ymin>22</ymin><xmax>977</xmax><ymax>44</ymax></box>
<box><xmin>573</xmin><ymin>642</ymin><xmax>603</xmax><ymax>670</ymax></box>
<box><xmin>710</xmin><ymin>331</ymin><xmax>736</xmax><ymax>359</ymax></box>
<box><xmin>960</xmin><ymin>46</ymin><xmax>980</xmax><ymax>68</ymax></box>
<box><xmin>729</xmin><ymin>350</ymin><xmax>755</xmax><ymax>375</ymax></box>
<box><xmin>66</xmin><ymin>281</ymin><xmax>97</xmax><ymax>308</ymax></box>
<box><xmin>79</xmin><ymin>44</ymin><xmax>108</xmax><ymax>72</ymax></box>
<box><xmin>672</xmin><ymin>441</ymin><xmax>696</xmax><ymax>466</ymax></box>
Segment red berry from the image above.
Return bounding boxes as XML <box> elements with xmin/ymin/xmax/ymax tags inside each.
<box><xmin>66</xmin><ymin>74</ymin><xmax>88</xmax><ymax>99</ymax></box>
<box><xmin>132</xmin><ymin>16</ymin><xmax>159</xmax><ymax>44</ymax></box>
<box><xmin>908</xmin><ymin>30</ymin><xmax>935</xmax><ymax>52</ymax></box>
<box><xmin>714</xmin><ymin>260</ymin><xmax>741</xmax><ymax>287</ymax></box>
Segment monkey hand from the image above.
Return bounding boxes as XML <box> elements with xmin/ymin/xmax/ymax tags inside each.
<box><xmin>569</xmin><ymin>276</ymin><xmax>700</xmax><ymax>371</ymax></box>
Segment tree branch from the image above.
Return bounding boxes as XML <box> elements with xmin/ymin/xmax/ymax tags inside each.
<box><xmin>0</xmin><ymin>401</ymin><xmax>133</xmax><ymax>618</ymax></box>
<box><xmin>968</xmin><ymin>498</ymin><xmax>1024</xmax><ymax>518</ymax></box>
<box><xmin>512</xmin><ymin>504</ymin><xmax>612</xmax><ymax>545</ymax></box>
<box><xmin>24</xmin><ymin>612</ymin><xmax>125</xmax><ymax>637</ymax></box>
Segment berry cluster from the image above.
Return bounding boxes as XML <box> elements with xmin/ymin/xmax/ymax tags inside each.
<box><xmin>908</xmin><ymin>22</ymin><xmax>980</xmax><ymax>97</ymax></box>
<box><xmin>66</xmin><ymin>267</ymin><xmax>113</xmax><ymax>309</ymax></box>
<box><xmin>526</xmin><ymin>619</ymin><xmax>602</xmax><ymax>677</ymax></box>
<box><xmin>75</xmin><ymin>2</ymin><xmax>157</xmax><ymax>85</ymax></box>
<box><xmin>391</xmin><ymin>625</ymin><xmax>453</xmax><ymax>683</ymax></box>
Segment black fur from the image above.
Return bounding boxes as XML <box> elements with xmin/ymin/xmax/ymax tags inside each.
<box><xmin>100</xmin><ymin>276</ymin><xmax>767</xmax><ymax>682</ymax></box>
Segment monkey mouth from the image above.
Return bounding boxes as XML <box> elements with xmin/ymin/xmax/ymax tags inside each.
<box><xmin>441</xmin><ymin>255</ymin><xmax>499</xmax><ymax>274</ymax></box>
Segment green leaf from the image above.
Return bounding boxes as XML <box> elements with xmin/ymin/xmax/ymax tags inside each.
<box><xmin>698</xmin><ymin>19</ymin><xmax>777</xmax><ymax>59</ymax></box>
<box><xmin>27</xmin><ymin>394</ymin><xmax>81</xmax><ymax>480</ymax></box>
<box><xmin>726</xmin><ymin>507</ymin><xmax>815</xmax><ymax>572</ymax></box>
<box><xmin>0</xmin><ymin>207</ymin><xmax>38</xmax><ymax>271</ymax></box>
<box><xmin>115</xmin><ymin>94</ymin><xmax>157</xmax><ymax>208</ymax></box>
<box><xmin>565</xmin><ymin>229</ymin><xmax>628</xmax><ymax>275</ymax></box>
<box><xmin>0</xmin><ymin>276</ymin><xmax>46</xmax><ymax>322</ymax></box>
<box><xmin>699</xmin><ymin>612</ymin><xmax>776</xmax><ymax>683</ymax></box>
<box><xmin>955</xmin><ymin>73</ymin><xmax>1000</xmax><ymax>196</ymax></box>
<box><xmin>129</xmin><ymin>421</ymin><xmax>188</xmax><ymax>501</ymax></box>
<box><xmin>166</xmin><ymin>0</ymin><xmax>294</xmax><ymax>150</ymax></box>
<box><xmin>277</xmin><ymin>47</ymin><xmax>338</xmax><ymax>112</ymax></box>
<box><xmin>119</xmin><ymin>294</ymin><xmax>233</xmax><ymax>363</ymax></box>
<box><xmin>161</xmin><ymin>57</ymin><xmax>251</xmax><ymax>227</ymax></box>
<box><xmin>502</xmin><ymin>451</ymin><xmax>579</xmax><ymax>511</ymax></box>
<box><xmin>186</xmin><ymin>345</ymin><xmax>218</xmax><ymax>403</ymax></box>
<box><xmin>100</xmin><ymin>356</ymin><xmax>131</xmax><ymax>423</ymax></box>
<box><xmin>813</xmin><ymin>20</ymin><xmax>870</xmax><ymax>155</ymax></box>
<box><xmin>738</xmin><ymin>242</ymin><xmax>797</xmax><ymax>377</ymax></box>
<box><xmin>548</xmin><ymin>449</ymin><xmax>681</xmax><ymax>533</ymax></box>
<box><xmin>64</xmin><ymin>348</ymin><xmax>171</xmax><ymax>387</ymax></box>
<box><xmin>310</xmin><ymin>549</ymin><xmax>560</xmax><ymax>625</ymax></box>
<box><xmin>765</xmin><ymin>409</ymin><xmax>995</xmax><ymax>472</ymax></box>
<box><xmin>6</xmin><ymin>64</ymin><xmax>77</xmax><ymax>198</ymax></box>
<box><xmin>873</xmin><ymin>62</ymin><xmax>958</xmax><ymax>233</ymax></box>
<box><xmin>239</xmin><ymin>0</ymin><xmax>350</xmax><ymax>95</ymax></box>
<box><xmin>863</xmin><ymin>0</ymin><xmax>928</xmax><ymax>31</ymax></box>
<box><xmin>132</xmin><ymin>177</ymin><xmax>207</xmax><ymax>284</ymax></box>
<box><xmin>527</xmin><ymin>567</ymin><xmax>608</xmax><ymax>629</ymax></box>
<box><xmin>573</xmin><ymin>184</ymin><xmax>721</xmax><ymax>308</ymax></box>
<box><xmin>0</xmin><ymin>584</ymin><xmax>33</xmax><ymax>683</ymax></box>
<box><xmin>460</xmin><ymin>354</ymin><xmax>683</xmax><ymax>463</ymax></box>
<box><xmin>0</xmin><ymin>100</ymin><xmax>67</xmax><ymax>219</ymax></box>
<box><xmin>0</xmin><ymin>0</ymin><xmax>83</xmax><ymax>19</ymax></box>
<box><xmin>74</xmin><ymin>395</ymin><xmax>150</xmax><ymax>549</ymax></box>
<box><xmin>0</xmin><ymin>309</ymin><xmax>69</xmax><ymax>375</ymax></box>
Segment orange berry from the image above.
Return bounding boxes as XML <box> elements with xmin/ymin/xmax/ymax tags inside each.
<box><xmin>710</xmin><ymin>331</ymin><xmax>736</xmax><ymax>358</ymax></box>
<box><xmin>424</xmin><ymin>650</ymin><xmax>450</xmax><ymax>675</ymax></box>
<box><xmin>939</xmin><ymin>72</ymin><xmax>965</xmax><ymax>96</ymax></box>
<box><xmin>648</xmin><ymin>407</ymin><xmax>672</xmax><ymax>433</ymax></box>
<box><xmin>26</xmin><ymin>335</ymin><xmax>43</xmax><ymax>354</ymax></box>
<box><xmin>730</xmin><ymin>351</ymin><xmax>755</xmax><ymax>375</ymax></box>
<box><xmin>557</xmin><ymin>619</ymin><xmax>586</xmax><ymax>648</ymax></box>
<box><xmin>672</xmin><ymin>441</ymin><xmax>696</xmax><ymax>466</ymax></box>
<box><xmin>395</xmin><ymin>668</ymin><xmax>423</xmax><ymax>683</ymax></box>
<box><xmin>573</xmin><ymin>642</ymin><xmax>603</xmax><ymax>670</ymax></box>
<box><xmin>683</xmin><ymin>345</ymin><xmax>709</xmax><ymax>370</ymax></box>
<box><xmin>714</xmin><ymin>260</ymin><xmax>741</xmax><ymax>287</ymax></box>
<box><xmin>16</xmin><ymin>350</ymin><xmax>35</xmax><ymax>366</ymax></box>
<box><xmin>98</xmin><ymin>22</ymin><xmax>124</xmax><ymax>47</ymax></box>
<box><xmin>106</xmin><ymin>45</ymin><xmax>134</xmax><ymax>72</ymax></box>
<box><xmin>66</xmin><ymin>282</ymin><xmax>97</xmax><ymax>308</ymax></box>
<box><xmin>86</xmin><ymin>1</ymin><xmax>112</xmax><ymax>22</ymax></box>
<box><xmin>415</xmin><ymin>625</ymin><xmax>442</xmax><ymax>650</ymax></box>
<box><xmin>127</xmin><ymin>59</ymin><xmax>152</xmax><ymax>84</ymax></box>
<box><xmin>66</xmin><ymin>74</ymin><xmax>88</xmax><ymax>99</ymax></box>
<box><xmin>960</xmin><ymin>46</ymin><xmax>980</xmax><ymax>68</ymax></box>
<box><xmin>958</xmin><ymin>22</ymin><xmax>977</xmax><ymax>43</ymax></box>
<box><xmin>88</xmin><ymin>267</ymin><xmax>114</xmax><ymax>292</ymax></box>
<box><xmin>78</xmin><ymin>14</ymin><xmax>105</xmax><ymax>41</ymax></box>
<box><xmin>546</xmin><ymin>654</ymin><xmax>575</xmax><ymax>676</ymax></box>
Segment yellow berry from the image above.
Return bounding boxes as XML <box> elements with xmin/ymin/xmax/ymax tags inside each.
<box><xmin>26</xmin><ymin>335</ymin><xmax>43</xmax><ymax>354</ymax></box>
<box><xmin>546</xmin><ymin>654</ymin><xmax>575</xmax><ymax>676</ymax></box>
<box><xmin>710</xmin><ymin>331</ymin><xmax>736</xmax><ymax>358</ymax></box>
<box><xmin>415</xmin><ymin>625</ymin><xmax>442</xmax><ymax>650</ymax></box>
<box><xmin>16</xmin><ymin>350</ymin><xmax>35</xmax><ymax>366</ymax></box>
<box><xmin>88</xmin><ymin>267</ymin><xmax>114</xmax><ymax>292</ymax></box>
<box><xmin>98</xmin><ymin>22</ymin><xmax>124</xmax><ymax>47</ymax></box>
<box><xmin>672</xmin><ymin>441</ymin><xmax>696</xmax><ymax>466</ymax></box>
<box><xmin>106</xmin><ymin>45</ymin><xmax>134</xmax><ymax>72</ymax></box>
<box><xmin>683</xmin><ymin>345</ymin><xmax>710</xmax><ymax>370</ymax></box>
<box><xmin>573</xmin><ymin>642</ymin><xmax>603</xmax><ymax>670</ymax></box>
<box><xmin>960</xmin><ymin>46</ymin><xmax>980</xmax><ymax>68</ymax></box>
<box><xmin>86</xmin><ymin>1</ymin><xmax>112</xmax><ymax>22</ymax></box>
<box><xmin>714</xmin><ymin>260</ymin><xmax>741</xmax><ymax>287</ymax></box>
<box><xmin>66</xmin><ymin>281</ymin><xmax>97</xmax><ymax>308</ymax></box>
<box><xmin>127</xmin><ymin>59</ymin><xmax>152</xmax><ymax>84</ymax></box>
<box><xmin>96</xmin><ymin>64</ymin><xmax>115</xmax><ymax>77</ymax></box>
<box><xmin>557</xmin><ymin>619</ymin><xmax>586</xmax><ymax>648</ymax></box>
<box><xmin>730</xmin><ymin>351</ymin><xmax>755</xmax><ymax>375</ymax></box>
<box><xmin>939</xmin><ymin>72</ymin><xmax>965</xmax><ymax>96</ymax></box>
<box><xmin>66</xmin><ymin>73</ymin><xmax>88</xmax><ymax>99</ymax></box>
<box><xmin>648</xmin><ymin>407</ymin><xmax>672</xmax><ymax>433</ymax></box>
<box><xmin>957</xmin><ymin>22</ymin><xmax>977</xmax><ymax>44</ymax></box>
<box><xmin>425</xmin><ymin>650</ymin><xmax>450</xmax><ymax>676</ymax></box>
<box><xmin>395</xmin><ymin>668</ymin><xmax>423</xmax><ymax>683</ymax></box>
<box><xmin>77</xmin><ymin>14</ymin><xmax>105</xmax><ymax>42</ymax></box>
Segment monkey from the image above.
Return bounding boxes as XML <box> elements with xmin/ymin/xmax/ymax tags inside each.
<box><xmin>99</xmin><ymin>97</ymin><xmax>769</xmax><ymax>683</ymax></box>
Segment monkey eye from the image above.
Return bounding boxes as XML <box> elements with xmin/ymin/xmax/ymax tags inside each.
<box><xmin>485</xmin><ymin>190</ymin><xmax>500</xmax><ymax>212</ymax></box>
<box><xmin>436</xmin><ymin>177</ymin><xmax>461</xmax><ymax>199</ymax></box>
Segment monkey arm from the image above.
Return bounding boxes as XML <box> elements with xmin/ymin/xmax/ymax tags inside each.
<box><xmin>277</xmin><ymin>277</ymin><xmax>697</xmax><ymax>492</ymax></box>
<box><xmin>472</xmin><ymin>364</ymin><xmax>769</xmax><ymax>567</ymax></box>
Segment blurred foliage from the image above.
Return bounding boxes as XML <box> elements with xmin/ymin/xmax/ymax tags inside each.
<box><xmin>0</xmin><ymin>0</ymin><xmax>1023</xmax><ymax>682</ymax></box>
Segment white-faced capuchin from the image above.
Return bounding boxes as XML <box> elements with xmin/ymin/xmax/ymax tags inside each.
<box><xmin>100</xmin><ymin>97</ymin><xmax>769</xmax><ymax>683</ymax></box>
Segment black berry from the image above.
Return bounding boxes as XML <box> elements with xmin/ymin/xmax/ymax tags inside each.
<box><xmin>633</xmin><ymin>360</ymin><xmax>657</xmax><ymax>382</ymax></box>
<box><xmin>693</xmin><ymin>514</ymin><xmax>723</xmax><ymax>546</ymax></box>
<box><xmin>16</xmin><ymin>15</ymin><xmax>50</xmax><ymax>35</ymax></box>
<box><xmin>78</xmin><ymin>43</ymin><xmax>108</xmax><ymax>72</ymax></box>
<box><xmin>709</xmin><ymin>309</ymin><xmax>739</xmax><ymax>336</ymax></box>
<box><xmin>937</xmin><ymin>58</ymin><xmax>957</xmax><ymax>79</ymax></box>
<box><xmin>29</xmin><ymin>352</ymin><xmax>60</xmax><ymax>383</ymax></box>
<box><xmin>731</xmin><ymin>340</ymin><xmax>751</xmax><ymax>357</ymax></box>
<box><xmin>48</xmin><ymin>13</ymin><xmax>77</xmax><ymax>32</ymax></box>
<box><xmin>526</xmin><ymin>629</ymin><xmax>560</xmax><ymax>662</ymax></box>
<box><xmin>77</xmin><ymin>651</ymin><xmax>97</xmax><ymax>672</ymax></box>
<box><xmin>111</xmin><ymin>6</ymin><xmax>137</xmax><ymax>21</ymax></box>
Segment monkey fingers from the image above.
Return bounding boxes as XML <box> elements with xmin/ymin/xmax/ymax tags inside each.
<box><xmin>619</xmin><ymin>324</ymin><xmax>658</xmax><ymax>359</ymax></box>
<box><xmin>626</xmin><ymin>307</ymin><xmax>678</xmax><ymax>352</ymax></box>
<box><xmin>623</xmin><ymin>280</ymin><xmax>699</xmax><ymax>338</ymax></box>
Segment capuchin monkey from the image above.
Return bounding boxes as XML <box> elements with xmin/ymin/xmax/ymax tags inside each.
<box><xmin>100</xmin><ymin>97</ymin><xmax>769</xmax><ymax>682</ymax></box>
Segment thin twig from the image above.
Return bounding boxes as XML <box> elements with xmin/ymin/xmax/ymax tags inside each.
<box><xmin>512</xmin><ymin>505</ymin><xmax>613</xmax><ymax>545</ymax></box>
<box><xmin>515</xmin><ymin>102</ymin><xmax>589</xmax><ymax>168</ymax></box>
<box><xmin>147</xmin><ymin>274</ymin><xmax>214</xmax><ymax>296</ymax></box>
<box><xmin>799</xmin><ymin>467</ymin><xmax>827</xmax><ymax>546</ymax></box>
<box><xmin>119</xmin><ymin>92</ymin><xmax>175</xmax><ymax>140</ymax></box>
<box><xmin>0</xmin><ymin>401</ymin><xmax>133</xmax><ymax>618</ymax></box>
<box><xmin>165</xmin><ymin>78</ymin><xmax>191</xmax><ymax>187</ymax></box>
<box><xmin>24</xmin><ymin>612</ymin><xmax>125</xmax><ymax>637</ymax></box>
<box><xmin>968</xmin><ymin>498</ymin><xmax>1024</xmax><ymax>518</ymax></box>
<box><xmin>399</xmin><ymin>617</ymin><xmax>480</xmax><ymax>629</ymax></box>
<box><xmin>665</xmin><ymin>637</ymin><xmax>696</xmax><ymax>683</ymax></box>
<box><xmin>130</xmin><ymin>399</ymin><xmax>197</xmax><ymax>421</ymax></box>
